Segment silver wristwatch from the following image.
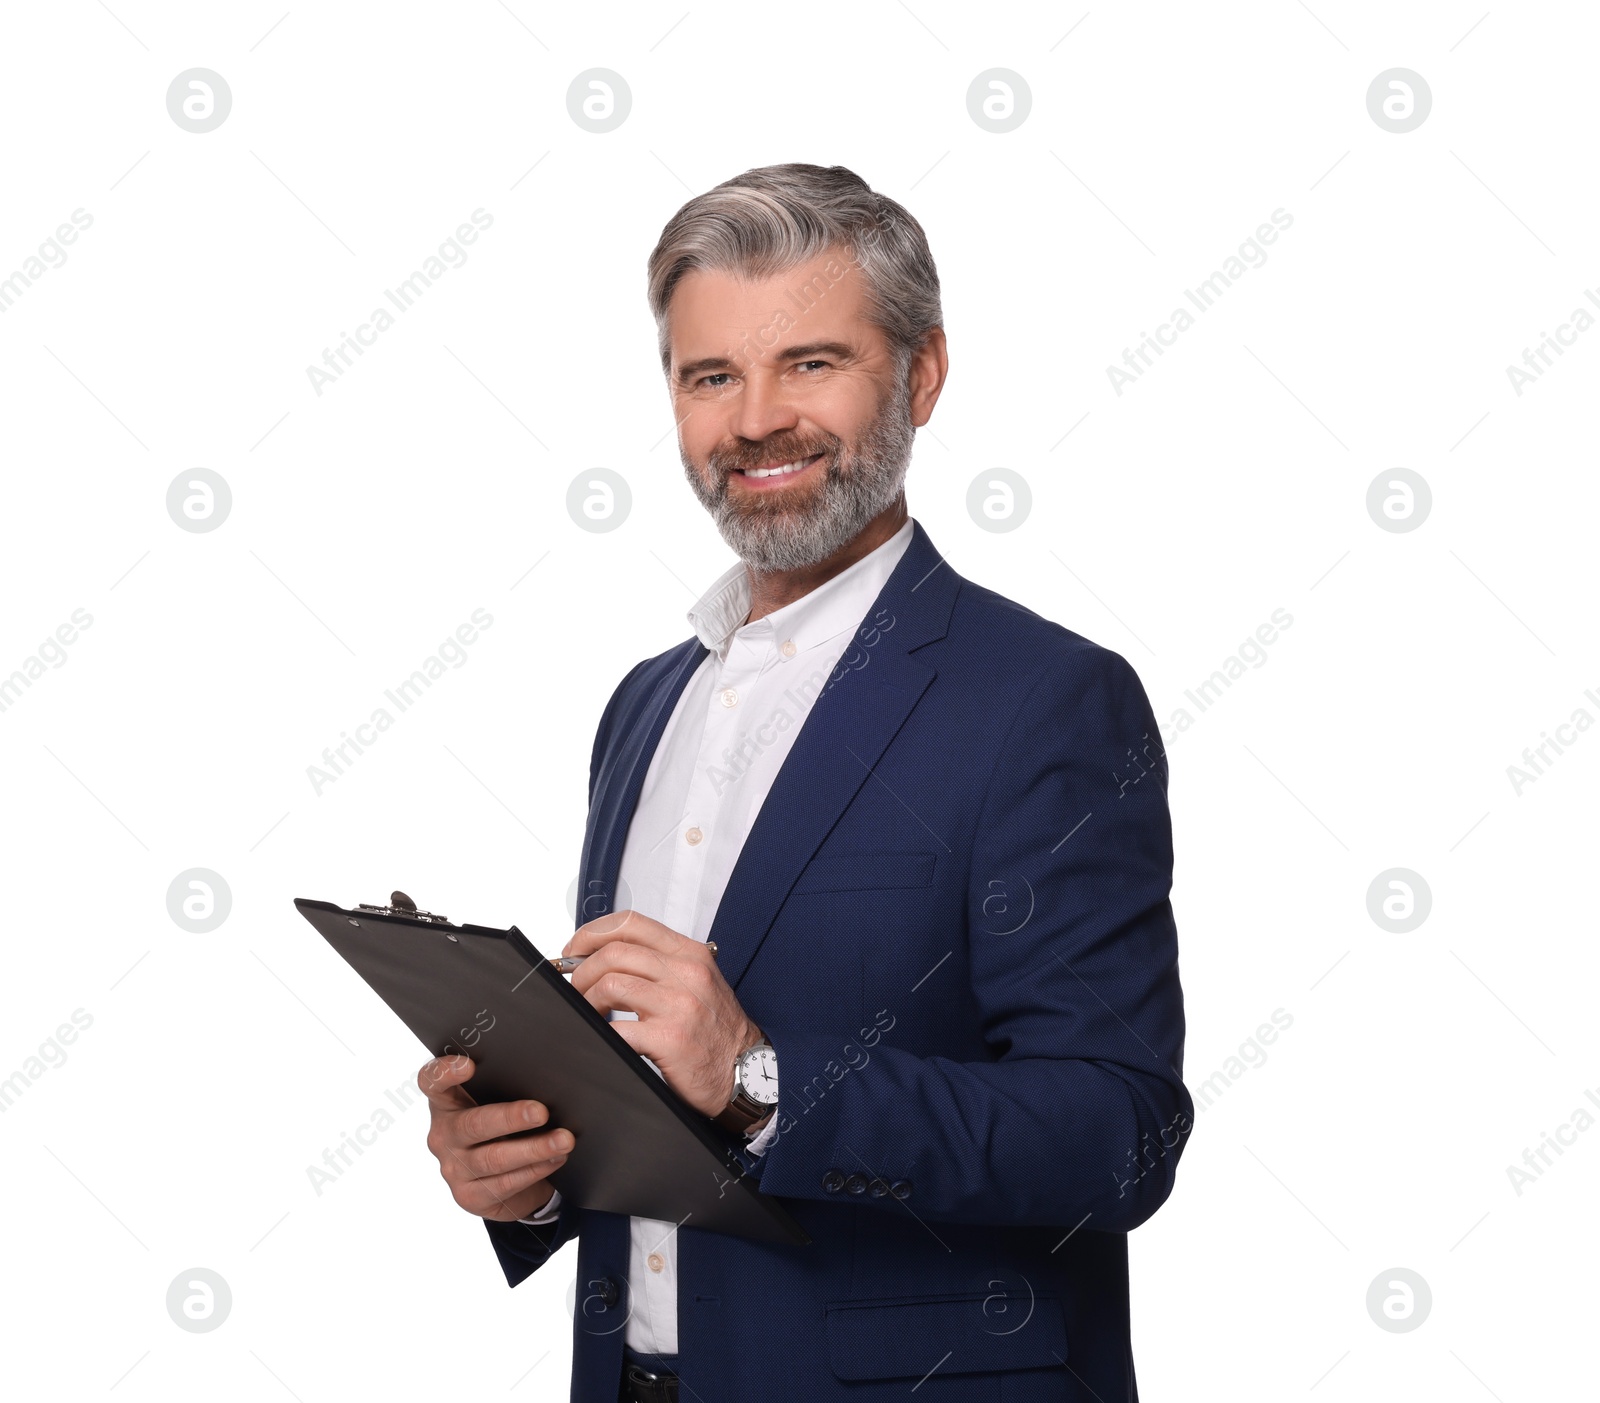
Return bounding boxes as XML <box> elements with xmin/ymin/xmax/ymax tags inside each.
<box><xmin>714</xmin><ymin>1038</ymin><xmax>778</xmax><ymax>1136</ymax></box>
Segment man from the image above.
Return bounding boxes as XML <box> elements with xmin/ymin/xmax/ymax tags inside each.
<box><xmin>421</xmin><ymin>163</ymin><xmax>1193</xmax><ymax>1403</ymax></box>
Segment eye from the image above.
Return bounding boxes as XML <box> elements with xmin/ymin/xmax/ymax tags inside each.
<box><xmin>795</xmin><ymin>360</ymin><xmax>829</xmax><ymax>373</ymax></box>
<box><xmin>696</xmin><ymin>373</ymin><xmax>734</xmax><ymax>389</ymax></box>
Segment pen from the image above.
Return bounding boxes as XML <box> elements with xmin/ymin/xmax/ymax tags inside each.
<box><xmin>550</xmin><ymin>940</ymin><xmax>716</xmax><ymax>975</ymax></box>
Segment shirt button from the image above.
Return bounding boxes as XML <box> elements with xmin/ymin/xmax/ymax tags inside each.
<box><xmin>780</xmin><ymin>640</ymin><xmax>797</xmax><ymax>658</ymax></box>
<box><xmin>719</xmin><ymin>687</ymin><xmax>739</xmax><ymax>708</ymax></box>
<box><xmin>646</xmin><ymin>1252</ymin><xmax>665</xmax><ymax>1273</ymax></box>
<box><xmin>685</xmin><ymin>827</ymin><xmax>703</xmax><ymax>845</ymax></box>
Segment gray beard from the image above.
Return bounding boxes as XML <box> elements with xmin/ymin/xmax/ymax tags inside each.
<box><xmin>681</xmin><ymin>371</ymin><xmax>915</xmax><ymax>573</ymax></box>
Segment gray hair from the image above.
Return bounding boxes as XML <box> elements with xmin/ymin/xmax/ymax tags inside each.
<box><xmin>646</xmin><ymin>163</ymin><xmax>942</xmax><ymax>378</ymax></box>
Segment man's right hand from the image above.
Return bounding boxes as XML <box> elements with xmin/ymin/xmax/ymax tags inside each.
<box><xmin>419</xmin><ymin>1054</ymin><xmax>574</xmax><ymax>1222</ymax></box>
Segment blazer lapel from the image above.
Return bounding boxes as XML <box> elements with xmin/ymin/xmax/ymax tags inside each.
<box><xmin>708</xmin><ymin>520</ymin><xmax>960</xmax><ymax>990</ymax></box>
<box><xmin>577</xmin><ymin>639</ymin><xmax>706</xmax><ymax>930</ymax></box>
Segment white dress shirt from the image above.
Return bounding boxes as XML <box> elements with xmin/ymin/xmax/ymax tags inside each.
<box><xmin>518</xmin><ymin>518</ymin><xmax>914</xmax><ymax>1354</ymax></box>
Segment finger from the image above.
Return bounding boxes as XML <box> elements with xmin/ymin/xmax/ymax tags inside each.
<box><xmin>579</xmin><ymin>946</ymin><xmax>726</xmax><ymax>1033</ymax></box>
<box><xmin>580</xmin><ymin>968</ymin><xmax>678</xmax><ymax>1021</ymax></box>
<box><xmin>469</xmin><ymin>1161</ymin><xmax>572</xmax><ymax>1222</ymax></box>
<box><xmin>453</xmin><ymin>1124</ymin><xmax>575</xmax><ymax>1181</ymax></box>
<box><xmin>567</xmin><ymin>941</ymin><xmax>670</xmax><ymax>997</ymax></box>
<box><xmin>575</xmin><ymin>933</ymin><xmax>719</xmax><ymax>991</ymax></box>
<box><xmin>456</xmin><ymin>1098</ymin><xmax>551</xmax><ymax>1146</ymax></box>
<box><xmin>604</xmin><ymin>1016</ymin><xmax>659</xmax><ymax>1065</ymax></box>
<box><xmin>417</xmin><ymin>1054</ymin><xmax>477</xmax><ymax>1109</ymax></box>
<box><xmin>564</xmin><ymin>909</ymin><xmax>672</xmax><ymax>958</ymax></box>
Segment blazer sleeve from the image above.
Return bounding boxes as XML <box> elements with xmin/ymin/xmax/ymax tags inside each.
<box><xmin>482</xmin><ymin>1195</ymin><xmax>582</xmax><ymax>1288</ymax></box>
<box><xmin>745</xmin><ymin>643</ymin><xmax>1194</xmax><ymax>1234</ymax></box>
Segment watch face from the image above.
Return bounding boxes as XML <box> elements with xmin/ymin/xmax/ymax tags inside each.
<box><xmin>738</xmin><ymin>1045</ymin><xmax>779</xmax><ymax>1106</ymax></box>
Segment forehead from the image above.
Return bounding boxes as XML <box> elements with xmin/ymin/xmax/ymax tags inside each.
<box><xmin>666</xmin><ymin>248</ymin><xmax>879</xmax><ymax>362</ymax></box>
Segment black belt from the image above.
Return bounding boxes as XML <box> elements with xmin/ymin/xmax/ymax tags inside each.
<box><xmin>619</xmin><ymin>1350</ymin><xmax>678</xmax><ymax>1403</ymax></box>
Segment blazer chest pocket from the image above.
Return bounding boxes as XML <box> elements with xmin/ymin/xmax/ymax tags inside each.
<box><xmin>790</xmin><ymin>850</ymin><xmax>937</xmax><ymax>895</ymax></box>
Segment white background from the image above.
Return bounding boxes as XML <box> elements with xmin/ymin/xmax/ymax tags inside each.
<box><xmin>1</xmin><ymin>2</ymin><xmax>1595</xmax><ymax>1398</ymax></box>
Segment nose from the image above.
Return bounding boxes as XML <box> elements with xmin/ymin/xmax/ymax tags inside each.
<box><xmin>729</xmin><ymin>367</ymin><xmax>800</xmax><ymax>447</ymax></box>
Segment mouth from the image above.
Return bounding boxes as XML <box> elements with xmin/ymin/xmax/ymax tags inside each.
<box><xmin>730</xmin><ymin>451</ymin><xmax>826</xmax><ymax>490</ymax></box>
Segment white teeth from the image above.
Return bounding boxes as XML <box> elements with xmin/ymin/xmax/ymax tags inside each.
<box><xmin>741</xmin><ymin>455</ymin><xmax>816</xmax><ymax>478</ymax></box>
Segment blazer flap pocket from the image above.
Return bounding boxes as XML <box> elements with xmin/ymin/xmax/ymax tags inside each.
<box><xmin>791</xmin><ymin>850</ymin><xmax>936</xmax><ymax>895</ymax></box>
<box><xmin>825</xmin><ymin>1292</ymin><xmax>1066</xmax><ymax>1381</ymax></box>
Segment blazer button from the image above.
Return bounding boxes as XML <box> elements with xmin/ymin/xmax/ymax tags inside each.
<box><xmin>821</xmin><ymin>1170</ymin><xmax>845</xmax><ymax>1194</ymax></box>
<box><xmin>844</xmin><ymin>1173</ymin><xmax>869</xmax><ymax>1195</ymax></box>
<box><xmin>890</xmin><ymin>1179</ymin><xmax>912</xmax><ymax>1200</ymax></box>
<box><xmin>868</xmin><ymin>1177</ymin><xmax>890</xmax><ymax>1198</ymax></box>
<box><xmin>594</xmin><ymin>1275</ymin><xmax>620</xmax><ymax>1307</ymax></box>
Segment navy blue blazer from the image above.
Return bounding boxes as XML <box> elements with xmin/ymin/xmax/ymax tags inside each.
<box><xmin>484</xmin><ymin>518</ymin><xmax>1193</xmax><ymax>1402</ymax></box>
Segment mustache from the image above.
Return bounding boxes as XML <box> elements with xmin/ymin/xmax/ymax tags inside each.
<box><xmin>709</xmin><ymin>442</ymin><xmax>837</xmax><ymax>473</ymax></box>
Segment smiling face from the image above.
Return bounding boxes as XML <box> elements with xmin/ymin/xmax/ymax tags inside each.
<box><xmin>666</xmin><ymin>248</ymin><xmax>940</xmax><ymax>572</ymax></box>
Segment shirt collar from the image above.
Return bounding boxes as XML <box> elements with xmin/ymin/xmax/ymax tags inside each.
<box><xmin>688</xmin><ymin>518</ymin><xmax>915</xmax><ymax>661</ymax></box>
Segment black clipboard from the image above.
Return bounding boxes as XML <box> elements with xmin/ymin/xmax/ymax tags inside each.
<box><xmin>293</xmin><ymin>895</ymin><xmax>810</xmax><ymax>1247</ymax></box>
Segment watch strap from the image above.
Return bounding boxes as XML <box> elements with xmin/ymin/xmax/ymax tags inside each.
<box><xmin>714</xmin><ymin>1094</ymin><xmax>769</xmax><ymax>1137</ymax></box>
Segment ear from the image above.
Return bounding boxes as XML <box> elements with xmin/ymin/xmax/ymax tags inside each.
<box><xmin>907</xmin><ymin>327</ymin><xmax>949</xmax><ymax>428</ymax></box>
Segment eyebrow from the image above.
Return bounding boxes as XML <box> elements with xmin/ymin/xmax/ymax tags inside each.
<box><xmin>675</xmin><ymin>341</ymin><xmax>859</xmax><ymax>386</ymax></box>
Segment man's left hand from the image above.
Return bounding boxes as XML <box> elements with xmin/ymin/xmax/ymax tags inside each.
<box><xmin>562</xmin><ymin>911</ymin><xmax>761</xmax><ymax>1118</ymax></box>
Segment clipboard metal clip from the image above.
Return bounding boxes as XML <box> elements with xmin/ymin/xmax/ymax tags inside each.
<box><xmin>354</xmin><ymin>890</ymin><xmax>455</xmax><ymax>926</ymax></box>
